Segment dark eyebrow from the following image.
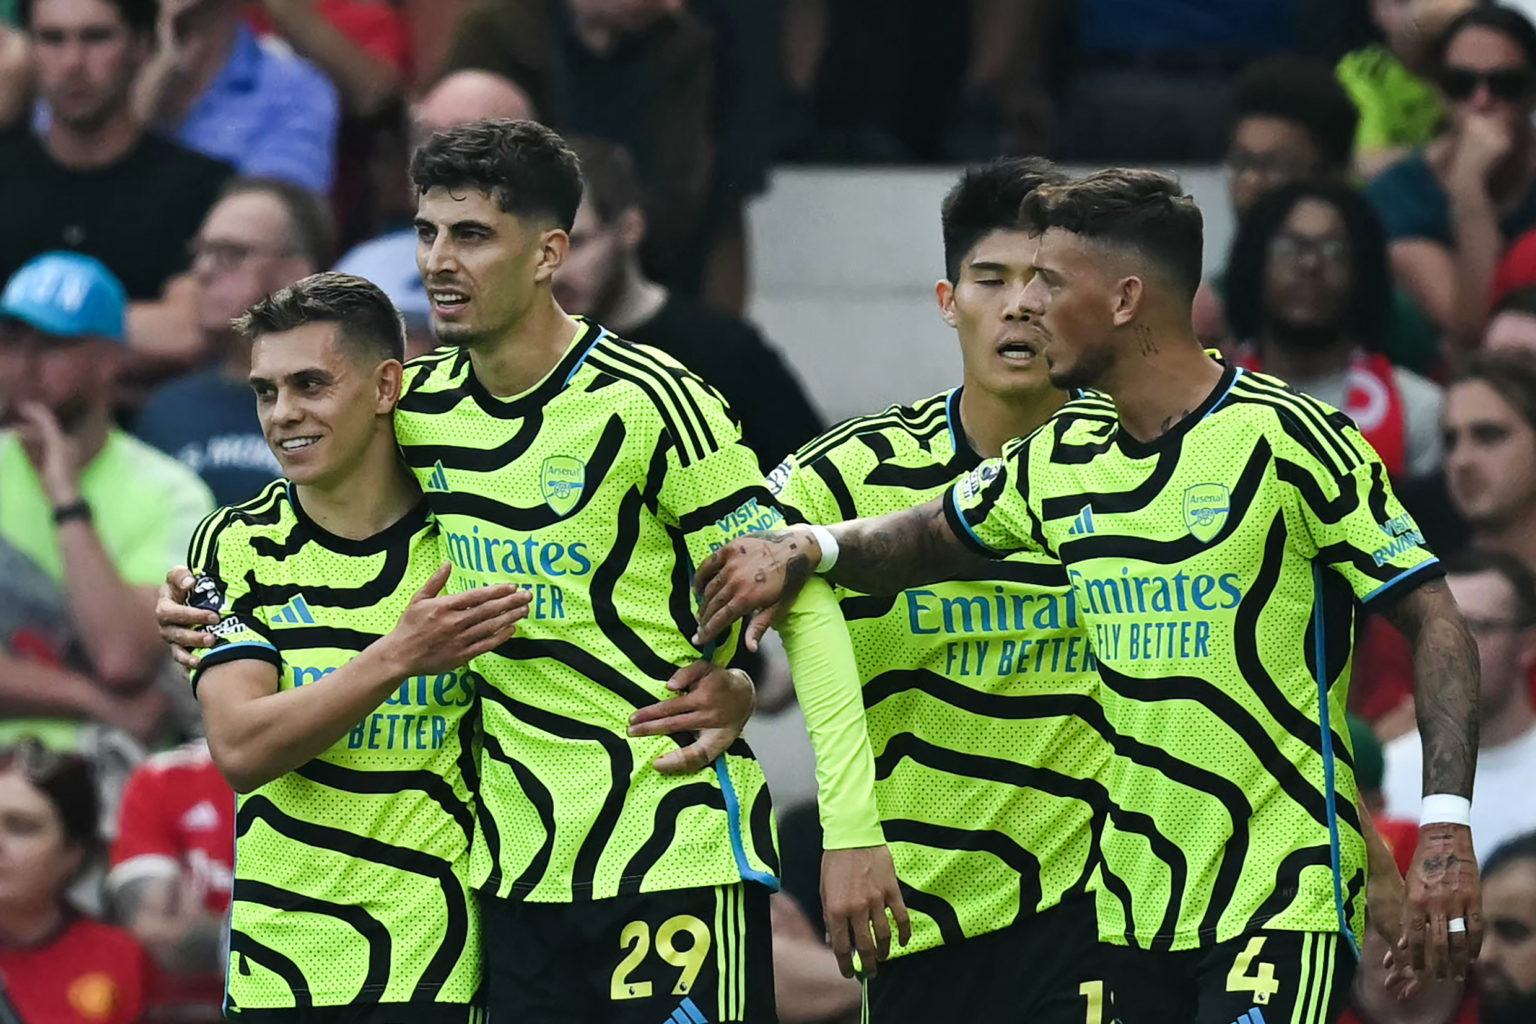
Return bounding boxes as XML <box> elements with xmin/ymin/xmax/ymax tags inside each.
<box><xmin>967</xmin><ymin>262</ymin><xmax>1011</xmax><ymax>274</ymax></box>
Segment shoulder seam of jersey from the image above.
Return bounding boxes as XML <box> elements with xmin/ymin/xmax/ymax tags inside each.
<box><xmin>1229</xmin><ymin>377</ymin><xmax>1365</xmax><ymax>476</ymax></box>
<box><xmin>584</xmin><ymin>340</ymin><xmax>718</xmax><ymax>465</ymax></box>
<box><xmin>189</xmin><ymin>479</ymin><xmax>287</xmax><ymax>568</ymax></box>
<box><xmin>794</xmin><ymin>392</ymin><xmax>951</xmax><ymax>466</ymax></box>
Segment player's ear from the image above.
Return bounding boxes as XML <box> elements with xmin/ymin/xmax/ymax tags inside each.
<box><xmin>935</xmin><ymin>279</ymin><xmax>958</xmax><ymax>327</ymax></box>
<box><xmin>375</xmin><ymin>359</ymin><xmax>405</xmax><ymax>413</ymax></box>
<box><xmin>1111</xmin><ymin>275</ymin><xmax>1145</xmax><ymax>328</ymax></box>
<box><xmin>617</xmin><ymin>205</ymin><xmax>647</xmax><ymax>251</ymax></box>
<box><xmin>533</xmin><ymin>228</ymin><xmax>570</xmax><ymax>283</ymax></box>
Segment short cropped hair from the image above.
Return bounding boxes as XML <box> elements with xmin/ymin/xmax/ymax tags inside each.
<box><xmin>21</xmin><ymin>0</ymin><xmax>155</xmax><ymax>32</ymax></box>
<box><xmin>235</xmin><ymin>272</ymin><xmax>405</xmax><ymax>364</ymax></box>
<box><xmin>940</xmin><ymin>157</ymin><xmax>1066</xmax><ymax>283</ymax></box>
<box><xmin>1484</xmin><ymin>829</ymin><xmax>1536</xmax><ymax>883</ymax></box>
<box><xmin>1443</xmin><ymin>547</ymin><xmax>1536</xmax><ymax>626</ymax></box>
<box><xmin>1455</xmin><ymin>349</ymin><xmax>1536</xmax><ymax>436</ymax></box>
<box><xmin>410</xmin><ymin>119</ymin><xmax>583</xmax><ymax>231</ymax></box>
<box><xmin>217</xmin><ymin>177</ymin><xmax>337</xmax><ymax>271</ymax></box>
<box><xmin>567</xmin><ymin>137</ymin><xmax>647</xmax><ymax>227</ymax></box>
<box><xmin>1232</xmin><ymin>55</ymin><xmax>1359</xmax><ymax>171</ymax></box>
<box><xmin>1019</xmin><ymin>168</ymin><xmax>1204</xmax><ymax>301</ymax></box>
<box><xmin>1225</xmin><ymin>179</ymin><xmax>1392</xmax><ymax>348</ymax></box>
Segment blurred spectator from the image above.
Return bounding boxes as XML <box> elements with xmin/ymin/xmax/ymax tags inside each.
<box><xmin>1227</xmin><ymin>56</ymin><xmax>1359</xmax><ymax>217</ymax></box>
<box><xmin>1192</xmin><ymin>55</ymin><xmax>1359</xmax><ymax>345</ymax></box>
<box><xmin>1383</xmin><ymin>549</ymin><xmax>1536</xmax><ymax>858</ymax></box>
<box><xmin>1337</xmin><ymin>0</ymin><xmax>1472</xmax><ymax>180</ymax></box>
<box><xmin>1479</xmin><ymin>831</ymin><xmax>1536</xmax><ymax>1023</ymax></box>
<box><xmin>0</xmin><ymin>253</ymin><xmax>212</xmax><ymax>745</ymax></box>
<box><xmin>108</xmin><ymin>740</ymin><xmax>233</xmax><ymax>1024</ymax></box>
<box><xmin>1444</xmin><ymin>351</ymin><xmax>1536</xmax><ymax>567</ymax></box>
<box><xmin>1485</xmin><ymin>285</ymin><xmax>1536</xmax><ymax>354</ymax></box>
<box><xmin>245</xmin><ymin>0</ymin><xmax>407</xmax><ymax>117</ymax></box>
<box><xmin>771</xmin><ymin>891</ymin><xmax>860</xmax><ymax>1024</ymax></box>
<box><xmin>0</xmin><ymin>22</ymin><xmax>30</xmax><ymax>124</ymax></box>
<box><xmin>441</xmin><ymin>0</ymin><xmax>732</xmax><ymax>305</ymax></box>
<box><xmin>1367</xmin><ymin>5</ymin><xmax>1536</xmax><ymax>352</ymax></box>
<box><xmin>0</xmin><ymin>0</ymin><xmax>231</xmax><ymax>367</ymax></box>
<box><xmin>1225</xmin><ymin>180</ymin><xmax>1444</xmax><ymax>480</ymax></box>
<box><xmin>0</xmin><ymin>740</ymin><xmax>150</xmax><ymax>1024</ymax></box>
<box><xmin>244</xmin><ymin>0</ymin><xmax>411</xmax><ymax>246</ymax></box>
<box><xmin>134</xmin><ymin>0</ymin><xmax>340</xmax><ymax>193</ymax></box>
<box><xmin>333</xmin><ymin>68</ymin><xmax>536</xmax><ymax>343</ymax></box>
<box><xmin>556</xmin><ymin>137</ymin><xmax>824</xmax><ymax>468</ymax></box>
<box><xmin>136</xmin><ymin>177</ymin><xmax>332</xmax><ymax>507</ymax></box>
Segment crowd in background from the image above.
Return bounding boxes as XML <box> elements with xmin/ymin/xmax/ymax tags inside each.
<box><xmin>5</xmin><ymin>0</ymin><xmax>1536</xmax><ymax>1022</ymax></box>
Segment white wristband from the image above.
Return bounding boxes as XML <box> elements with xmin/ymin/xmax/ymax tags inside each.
<box><xmin>806</xmin><ymin>524</ymin><xmax>839</xmax><ymax>574</ymax></box>
<box><xmin>1421</xmin><ymin>794</ymin><xmax>1472</xmax><ymax>828</ymax></box>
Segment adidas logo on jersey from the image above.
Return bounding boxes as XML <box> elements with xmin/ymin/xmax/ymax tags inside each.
<box><xmin>180</xmin><ymin>800</ymin><xmax>220</xmax><ymax>831</ymax></box>
<box><xmin>661</xmin><ymin>997</ymin><xmax>708</xmax><ymax>1024</ymax></box>
<box><xmin>1228</xmin><ymin>1009</ymin><xmax>1268</xmax><ymax>1024</ymax></box>
<box><xmin>1067</xmin><ymin>504</ymin><xmax>1096</xmax><ymax>536</ymax></box>
<box><xmin>273</xmin><ymin>594</ymin><xmax>315</xmax><ymax>625</ymax></box>
<box><xmin>426</xmin><ymin>460</ymin><xmax>450</xmax><ymax>492</ymax></box>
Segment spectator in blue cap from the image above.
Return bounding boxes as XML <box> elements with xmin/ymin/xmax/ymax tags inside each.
<box><xmin>0</xmin><ymin>252</ymin><xmax>212</xmax><ymax>749</ymax></box>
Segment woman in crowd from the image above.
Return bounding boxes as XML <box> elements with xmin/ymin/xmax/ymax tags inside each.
<box><xmin>0</xmin><ymin>740</ymin><xmax>149</xmax><ymax>1024</ymax></box>
<box><xmin>1368</xmin><ymin>4</ymin><xmax>1536</xmax><ymax>354</ymax></box>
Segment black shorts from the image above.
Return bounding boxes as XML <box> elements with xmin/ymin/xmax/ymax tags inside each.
<box><xmin>226</xmin><ymin>1004</ymin><xmax>486</xmax><ymax>1023</ymax></box>
<box><xmin>863</xmin><ymin>893</ymin><xmax>1105</xmax><ymax>1024</ymax></box>
<box><xmin>1105</xmin><ymin>929</ymin><xmax>1357</xmax><ymax>1024</ymax></box>
<box><xmin>481</xmin><ymin>882</ymin><xmax>776</xmax><ymax>1024</ymax></box>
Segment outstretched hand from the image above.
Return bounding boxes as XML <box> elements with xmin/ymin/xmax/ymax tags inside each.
<box><xmin>692</xmin><ymin>527</ymin><xmax>822</xmax><ymax>650</ymax></box>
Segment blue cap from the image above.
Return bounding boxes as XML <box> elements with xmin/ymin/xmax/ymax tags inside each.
<box><xmin>0</xmin><ymin>252</ymin><xmax>127</xmax><ymax>344</ymax></box>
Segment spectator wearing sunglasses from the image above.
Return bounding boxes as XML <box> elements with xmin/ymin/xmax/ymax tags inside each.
<box><xmin>1367</xmin><ymin>4</ymin><xmax>1536</xmax><ymax>359</ymax></box>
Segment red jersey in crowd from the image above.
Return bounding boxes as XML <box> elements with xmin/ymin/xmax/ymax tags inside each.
<box><xmin>108</xmin><ymin>742</ymin><xmax>235</xmax><ymax>1021</ymax></box>
<box><xmin>0</xmin><ymin>915</ymin><xmax>149</xmax><ymax>1024</ymax></box>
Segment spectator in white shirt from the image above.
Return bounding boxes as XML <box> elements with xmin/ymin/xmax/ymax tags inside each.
<box><xmin>1384</xmin><ymin>547</ymin><xmax>1536</xmax><ymax>858</ymax></box>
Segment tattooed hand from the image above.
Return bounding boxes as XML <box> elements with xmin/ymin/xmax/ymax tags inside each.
<box><xmin>693</xmin><ymin>526</ymin><xmax>820</xmax><ymax>650</ymax></box>
<box><xmin>1400</xmin><ymin>823</ymin><xmax>1482</xmax><ymax>982</ymax></box>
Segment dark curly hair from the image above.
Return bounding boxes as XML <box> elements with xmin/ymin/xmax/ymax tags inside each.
<box><xmin>940</xmin><ymin>157</ymin><xmax>1066</xmax><ymax>283</ymax></box>
<box><xmin>1232</xmin><ymin>55</ymin><xmax>1359</xmax><ymax>171</ymax></box>
<box><xmin>410</xmin><ymin>119</ymin><xmax>583</xmax><ymax>232</ymax></box>
<box><xmin>1224</xmin><ymin>179</ymin><xmax>1391</xmax><ymax>349</ymax></box>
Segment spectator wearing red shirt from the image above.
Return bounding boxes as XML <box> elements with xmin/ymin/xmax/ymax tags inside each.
<box><xmin>108</xmin><ymin>740</ymin><xmax>234</xmax><ymax>1024</ymax></box>
<box><xmin>0</xmin><ymin>739</ymin><xmax>149</xmax><ymax>1024</ymax></box>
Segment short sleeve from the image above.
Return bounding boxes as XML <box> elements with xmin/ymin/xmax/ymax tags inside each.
<box><xmin>769</xmin><ymin>451</ymin><xmax>843</xmax><ymax>527</ymax></box>
<box><xmin>654</xmin><ymin>375</ymin><xmax>787</xmax><ymax>570</ymax></box>
<box><xmin>186</xmin><ymin>515</ymin><xmax>280</xmax><ymax>690</ymax></box>
<box><xmin>1288</xmin><ymin>426</ymin><xmax>1442</xmax><ymax>606</ymax></box>
<box><xmin>941</xmin><ymin>444</ymin><xmax>1044</xmax><ymax>559</ymax></box>
<box><xmin>106</xmin><ymin>766</ymin><xmax>179</xmax><ymax>888</ymax></box>
<box><xmin>1365</xmin><ymin>156</ymin><xmax>1449</xmax><ymax>244</ymax></box>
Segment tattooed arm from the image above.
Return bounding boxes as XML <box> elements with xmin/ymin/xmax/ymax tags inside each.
<box><xmin>1378</xmin><ymin>577</ymin><xmax>1483</xmax><ymax>982</ymax></box>
<box><xmin>693</xmin><ymin>498</ymin><xmax>990</xmax><ymax>648</ymax></box>
<box><xmin>1380</xmin><ymin>578</ymin><xmax>1479</xmax><ymax>799</ymax></box>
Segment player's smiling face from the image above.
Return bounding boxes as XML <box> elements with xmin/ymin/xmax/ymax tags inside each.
<box><xmin>415</xmin><ymin>186</ymin><xmax>560</xmax><ymax>349</ymax></box>
<box><xmin>1020</xmin><ymin>228</ymin><xmax>1121</xmax><ymax>391</ymax></box>
<box><xmin>250</xmin><ymin>322</ymin><xmax>398</xmax><ymax>490</ymax></box>
<box><xmin>938</xmin><ymin>229</ymin><xmax>1054</xmax><ymax>398</ymax></box>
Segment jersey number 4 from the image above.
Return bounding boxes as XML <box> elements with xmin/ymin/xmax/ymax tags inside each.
<box><xmin>1226</xmin><ymin>936</ymin><xmax>1281</xmax><ymax>1005</ymax></box>
<box><xmin>611</xmin><ymin>915</ymin><xmax>712</xmax><ymax>1000</ymax></box>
